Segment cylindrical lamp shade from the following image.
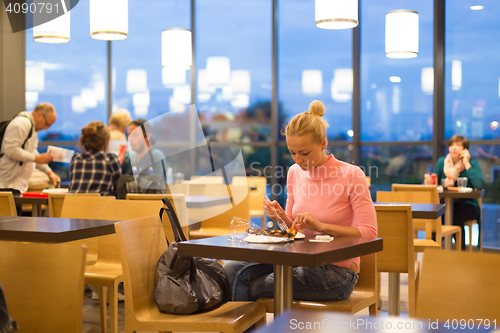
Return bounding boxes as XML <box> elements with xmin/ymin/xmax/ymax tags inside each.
<box><xmin>126</xmin><ymin>69</ymin><xmax>148</xmax><ymax>94</ymax></box>
<box><xmin>90</xmin><ymin>0</ymin><xmax>128</xmax><ymax>40</ymax></box>
<box><xmin>33</xmin><ymin>11</ymin><xmax>70</xmax><ymax>43</ymax></box>
<box><xmin>230</xmin><ymin>70</ymin><xmax>251</xmax><ymax>94</ymax></box>
<box><xmin>26</xmin><ymin>67</ymin><xmax>45</xmax><ymax>91</ymax></box>
<box><xmin>207</xmin><ymin>57</ymin><xmax>230</xmax><ymax>87</ymax></box>
<box><xmin>162</xmin><ymin>66</ymin><xmax>187</xmax><ymax>87</ymax></box>
<box><xmin>385</xmin><ymin>10</ymin><xmax>419</xmax><ymax>59</ymax></box>
<box><xmin>315</xmin><ymin>0</ymin><xmax>358</xmax><ymax>29</ymax></box>
<box><xmin>421</xmin><ymin>67</ymin><xmax>434</xmax><ymax>94</ymax></box>
<box><xmin>302</xmin><ymin>70</ymin><xmax>323</xmax><ymax>96</ymax></box>
<box><xmin>162</xmin><ymin>29</ymin><xmax>192</xmax><ymax>68</ymax></box>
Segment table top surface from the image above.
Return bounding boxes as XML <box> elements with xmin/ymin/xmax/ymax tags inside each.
<box><xmin>253</xmin><ymin>309</ymin><xmax>493</xmax><ymax>333</ymax></box>
<box><xmin>374</xmin><ymin>202</ymin><xmax>446</xmax><ymax>219</ymax></box>
<box><xmin>177</xmin><ymin>232</ymin><xmax>383</xmax><ymax>267</ymax></box>
<box><xmin>13</xmin><ymin>195</ymin><xmax>48</xmax><ymax>204</ymax></box>
<box><xmin>438</xmin><ymin>189</ymin><xmax>485</xmax><ymax>199</ymax></box>
<box><xmin>0</xmin><ymin>216</ymin><xmax>118</xmax><ymax>243</ymax></box>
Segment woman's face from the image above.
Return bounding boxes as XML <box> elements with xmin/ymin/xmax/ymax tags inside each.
<box><xmin>286</xmin><ymin>134</ymin><xmax>326</xmax><ymax>171</ymax></box>
<box><xmin>449</xmin><ymin>142</ymin><xmax>464</xmax><ymax>159</ymax></box>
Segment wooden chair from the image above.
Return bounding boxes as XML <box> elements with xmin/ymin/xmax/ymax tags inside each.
<box><xmin>126</xmin><ymin>193</ymin><xmax>189</xmax><ymax>229</ymax></box>
<box><xmin>375</xmin><ymin>205</ymin><xmax>420</xmax><ymax>316</ymax></box>
<box><xmin>189</xmin><ymin>186</ymin><xmax>250</xmax><ymax>239</ymax></box>
<box><xmin>48</xmin><ymin>192</ymin><xmax>101</xmax><ymax>217</ymax></box>
<box><xmin>114</xmin><ymin>215</ymin><xmax>266</xmax><ymax>333</ymax></box>
<box><xmin>0</xmin><ymin>192</ymin><xmax>17</xmax><ymax>216</ymax></box>
<box><xmin>376</xmin><ymin>191</ymin><xmax>441</xmax><ymax>252</ymax></box>
<box><xmin>232</xmin><ymin>176</ymin><xmax>267</xmax><ymax>226</ymax></box>
<box><xmin>0</xmin><ymin>241</ymin><xmax>86</xmax><ymax>333</ymax></box>
<box><xmin>390</xmin><ymin>184</ymin><xmax>462</xmax><ymax>251</ymax></box>
<box><xmin>464</xmin><ymin>198</ymin><xmax>482</xmax><ymax>252</ymax></box>
<box><xmin>257</xmin><ymin>253</ymin><xmax>378</xmax><ymax>315</ymax></box>
<box><xmin>416</xmin><ymin>249</ymin><xmax>500</xmax><ymax>323</ymax></box>
<box><xmin>61</xmin><ymin>196</ymin><xmax>184</xmax><ymax>333</ymax></box>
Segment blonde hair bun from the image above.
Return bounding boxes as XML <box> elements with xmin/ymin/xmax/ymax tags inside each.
<box><xmin>308</xmin><ymin>100</ymin><xmax>325</xmax><ymax>117</ymax></box>
<box><xmin>82</xmin><ymin>124</ymin><xmax>97</xmax><ymax>136</ymax></box>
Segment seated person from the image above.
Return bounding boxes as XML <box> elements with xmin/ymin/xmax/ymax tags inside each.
<box><xmin>424</xmin><ymin>135</ymin><xmax>485</xmax><ymax>249</ymax></box>
<box><xmin>108</xmin><ymin>109</ymin><xmax>132</xmax><ymax>141</ymax></box>
<box><xmin>121</xmin><ymin>119</ymin><xmax>166</xmax><ymax>176</ymax></box>
<box><xmin>68</xmin><ymin>121</ymin><xmax>121</xmax><ymax>196</ymax></box>
<box><xmin>223</xmin><ymin>100</ymin><xmax>377</xmax><ymax>302</ymax></box>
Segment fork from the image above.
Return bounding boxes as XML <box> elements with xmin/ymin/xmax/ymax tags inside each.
<box><xmin>265</xmin><ymin>195</ymin><xmax>288</xmax><ymax>231</ymax></box>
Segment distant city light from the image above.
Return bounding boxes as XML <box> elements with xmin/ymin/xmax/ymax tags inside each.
<box><xmin>470</xmin><ymin>5</ymin><xmax>484</xmax><ymax>10</ymax></box>
<box><xmin>491</xmin><ymin>121</ymin><xmax>499</xmax><ymax>130</ymax></box>
<box><xmin>389</xmin><ymin>76</ymin><xmax>401</xmax><ymax>83</ymax></box>
<box><xmin>370</xmin><ymin>83</ymin><xmax>377</xmax><ymax>89</ymax></box>
<box><xmin>347</xmin><ymin>130</ymin><xmax>354</xmax><ymax>137</ymax></box>
<box><xmin>457</xmin><ymin>121</ymin><xmax>462</xmax><ymax>127</ymax></box>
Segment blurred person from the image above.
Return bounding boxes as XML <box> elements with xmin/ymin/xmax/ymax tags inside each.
<box><xmin>424</xmin><ymin>135</ymin><xmax>485</xmax><ymax>249</ymax></box>
<box><xmin>121</xmin><ymin>119</ymin><xmax>166</xmax><ymax>176</ymax></box>
<box><xmin>68</xmin><ymin>121</ymin><xmax>121</xmax><ymax>196</ymax></box>
<box><xmin>224</xmin><ymin>100</ymin><xmax>377</xmax><ymax>302</ymax></box>
<box><xmin>108</xmin><ymin>109</ymin><xmax>132</xmax><ymax>140</ymax></box>
<box><xmin>0</xmin><ymin>103</ymin><xmax>60</xmax><ymax>214</ymax></box>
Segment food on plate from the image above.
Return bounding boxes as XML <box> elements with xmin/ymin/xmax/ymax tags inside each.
<box><xmin>248</xmin><ymin>226</ymin><xmax>298</xmax><ymax>239</ymax></box>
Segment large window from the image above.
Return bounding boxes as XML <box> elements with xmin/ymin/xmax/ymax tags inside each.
<box><xmin>278</xmin><ymin>0</ymin><xmax>353</xmax><ymax>143</ymax></box>
<box><xmin>26</xmin><ymin>1</ymin><xmax>107</xmax><ymax>142</ymax></box>
<box><xmin>195</xmin><ymin>0</ymin><xmax>272</xmax><ymax>144</ymax></box>
<box><xmin>360</xmin><ymin>0</ymin><xmax>434</xmax><ymax>142</ymax></box>
<box><xmin>445</xmin><ymin>1</ymin><xmax>500</xmax><ymax>141</ymax></box>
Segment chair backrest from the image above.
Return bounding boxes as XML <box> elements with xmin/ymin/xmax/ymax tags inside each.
<box><xmin>114</xmin><ymin>216</ymin><xmax>168</xmax><ymax>317</ymax></box>
<box><xmin>416</xmin><ymin>249</ymin><xmax>500</xmax><ymax>322</ymax></box>
<box><xmin>198</xmin><ymin>188</ymin><xmax>251</xmax><ymax>230</ymax></box>
<box><xmin>391</xmin><ymin>184</ymin><xmax>440</xmax><ymax>204</ymax></box>
<box><xmin>0</xmin><ymin>241</ymin><xmax>86</xmax><ymax>333</ymax></box>
<box><xmin>0</xmin><ymin>192</ymin><xmax>16</xmax><ymax>216</ymax></box>
<box><xmin>126</xmin><ymin>193</ymin><xmax>189</xmax><ymax>228</ymax></box>
<box><xmin>232</xmin><ymin>176</ymin><xmax>267</xmax><ymax>213</ymax></box>
<box><xmin>48</xmin><ymin>192</ymin><xmax>100</xmax><ymax>217</ymax></box>
<box><xmin>374</xmin><ymin>205</ymin><xmax>415</xmax><ymax>275</ymax></box>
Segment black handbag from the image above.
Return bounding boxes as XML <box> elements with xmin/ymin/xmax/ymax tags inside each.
<box><xmin>155</xmin><ymin>198</ymin><xmax>229</xmax><ymax>315</ymax></box>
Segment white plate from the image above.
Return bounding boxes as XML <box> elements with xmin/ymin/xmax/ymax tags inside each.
<box><xmin>42</xmin><ymin>188</ymin><xmax>69</xmax><ymax>194</ymax></box>
<box><xmin>295</xmin><ymin>232</ymin><xmax>305</xmax><ymax>239</ymax></box>
<box><xmin>243</xmin><ymin>235</ymin><xmax>293</xmax><ymax>243</ymax></box>
<box><xmin>458</xmin><ymin>187</ymin><xmax>473</xmax><ymax>193</ymax></box>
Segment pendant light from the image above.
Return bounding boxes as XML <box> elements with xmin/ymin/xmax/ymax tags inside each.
<box><xmin>385</xmin><ymin>9</ymin><xmax>419</xmax><ymax>59</ymax></box>
<box><xmin>315</xmin><ymin>0</ymin><xmax>358</xmax><ymax>29</ymax></box>
<box><xmin>206</xmin><ymin>57</ymin><xmax>230</xmax><ymax>87</ymax></box>
<box><xmin>33</xmin><ymin>10</ymin><xmax>70</xmax><ymax>43</ymax></box>
<box><xmin>161</xmin><ymin>28</ymin><xmax>192</xmax><ymax>68</ymax></box>
<box><xmin>90</xmin><ymin>0</ymin><xmax>128</xmax><ymax>40</ymax></box>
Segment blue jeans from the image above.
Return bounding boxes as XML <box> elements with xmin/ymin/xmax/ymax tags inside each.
<box><xmin>223</xmin><ymin>261</ymin><xmax>358</xmax><ymax>302</ymax></box>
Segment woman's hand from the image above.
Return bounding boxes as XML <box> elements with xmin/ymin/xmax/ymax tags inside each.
<box><xmin>423</xmin><ymin>173</ymin><xmax>433</xmax><ymax>185</ymax></box>
<box><xmin>460</xmin><ymin>149</ymin><xmax>471</xmax><ymax>168</ymax></box>
<box><xmin>292</xmin><ymin>212</ymin><xmax>324</xmax><ymax>232</ymax></box>
<box><xmin>264</xmin><ymin>200</ymin><xmax>286</xmax><ymax>221</ymax></box>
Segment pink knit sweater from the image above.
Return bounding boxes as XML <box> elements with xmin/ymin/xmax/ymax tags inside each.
<box><xmin>285</xmin><ymin>155</ymin><xmax>378</xmax><ymax>269</ymax></box>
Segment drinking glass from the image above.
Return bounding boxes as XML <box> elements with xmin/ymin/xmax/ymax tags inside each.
<box><xmin>457</xmin><ymin>177</ymin><xmax>468</xmax><ymax>188</ymax></box>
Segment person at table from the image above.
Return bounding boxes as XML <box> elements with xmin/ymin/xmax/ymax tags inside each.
<box><xmin>121</xmin><ymin>119</ymin><xmax>166</xmax><ymax>176</ymax></box>
<box><xmin>224</xmin><ymin>100</ymin><xmax>377</xmax><ymax>302</ymax></box>
<box><xmin>0</xmin><ymin>103</ymin><xmax>61</xmax><ymax>215</ymax></box>
<box><xmin>68</xmin><ymin>121</ymin><xmax>121</xmax><ymax>196</ymax></box>
<box><xmin>424</xmin><ymin>135</ymin><xmax>485</xmax><ymax>249</ymax></box>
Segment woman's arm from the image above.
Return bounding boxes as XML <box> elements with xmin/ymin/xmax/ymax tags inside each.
<box><xmin>463</xmin><ymin>159</ymin><xmax>485</xmax><ymax>189</ymax></box>
<box><xmin>292</xmin><ymin>213</ymin><xmax>362</xmax><ymax>237</ymax></box>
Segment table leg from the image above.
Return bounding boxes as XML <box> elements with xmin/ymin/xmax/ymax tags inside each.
<box><xmin>444</xmin><ymin>197</ymin><xmax>453</xmax><ymax>250</ymax></box>
<box><xmin>388</xmin><ymin>272</ymin><xmax>400</xmax><ymax>316</ymax></box>
<box><xmin>273</xmin><ymin>264</ymin><xmax>293</xmax><ymax>316</ymax></box>
<box><xmin>31</xmin><ymin>204</ymin><xmax>38</xmax><ymax>217</ymax></box>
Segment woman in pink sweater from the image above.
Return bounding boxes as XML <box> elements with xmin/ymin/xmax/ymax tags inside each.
<box><xmin>224</xmin><ymin>100</ymin><xmax>377</xmax><ymax>302</ymax></box>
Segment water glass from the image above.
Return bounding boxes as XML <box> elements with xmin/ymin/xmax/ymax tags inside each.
<box><xmin>457</xmin><ymin>177</ymin><xmax>468</xmax><ymax>188</ymax></box>
<box><xmin>441</xmin><ymin>178</ymin><xmax>448</xmax><ymax>188</ymax></box>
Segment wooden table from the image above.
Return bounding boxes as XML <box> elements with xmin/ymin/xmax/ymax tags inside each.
<box><xmin>438</xmin><ymin>189</ymin><xmax>485</xmax><ymax>250</ymax></box>
<box><xmin>177</xmin><ymin>232</ymin><xmax>383</xmax><ymax>316</ymax></box>
<box><xmin>13</xmin><ymin>195</ymin><xmax>48</xmax><ymax>217</ymax></box>
<box><xmin>374</xmin><ymin>203</ymin><xmax>446</xmax><ymax>219</ymax></box>
<box><xmin>184</xmin><ymin>195</ymin><xmax>231</xmax><ymax>209</ymax></box>
<box><xmin>0</xmin><ymin>216</ymin><xmax>118</xmax><ymax>243</ymax></box>
<box><xmin>253</xmin><ymin>309</ymin><xmax>491</xmax><ymax>333</ymax></box>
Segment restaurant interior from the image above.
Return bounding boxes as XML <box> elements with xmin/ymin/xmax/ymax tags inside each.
<box><xmin>1</xmin><ymin>0</ymin><xmax>499</xmax><ymax>332</ymax></box>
